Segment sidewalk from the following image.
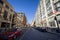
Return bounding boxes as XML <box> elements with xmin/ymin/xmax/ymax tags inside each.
<box><xmin>47</xmin><ymin>31</ymin><xmax>60</xmax><ymax>36</ymax></box>
<box><xmin>46</xmin><ymin>28</ymin><xmax>60</xmax><ymax>36</ymax></box>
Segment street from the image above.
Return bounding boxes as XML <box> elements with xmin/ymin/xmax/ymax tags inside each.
<box><xmin>16</xmin><ymin>28</ymin><xmax>60</xmax><ymax>40</ymax></box>
<box><xmin>0</xmin><ymin>0</ymin><xmax>60</xmax><ymax>40</ymax></box>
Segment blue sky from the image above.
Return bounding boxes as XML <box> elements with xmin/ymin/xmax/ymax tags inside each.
<box><xmin>7</xmin><ymin>0</ymin><xmax>39</xmax><ymax>24</ymax></box>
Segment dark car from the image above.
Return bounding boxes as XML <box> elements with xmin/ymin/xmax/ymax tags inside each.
<box><xmin>34</xmin><ymin>27</ymin><xmax>47</xmax><ymax>32</ymax></box>
<box><xmin>41</xmin><ymin>27</ymin><xmax>47</xmax><ymax>32</ymax></box>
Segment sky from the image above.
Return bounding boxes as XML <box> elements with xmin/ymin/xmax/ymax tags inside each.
<box><xmin>7</xmin><ymin>0</ymin><xmax>39</xmax><ymax>24</ymax></box>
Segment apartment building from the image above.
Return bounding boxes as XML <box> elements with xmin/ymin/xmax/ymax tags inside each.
<box><xmin>0</xmin><ymin>0</ymin><xmax>14</xmax><ymax>28</ymax></box>
<box><xmin>16</xmin><ymin>13</ymin><xmax>27</xmax><ymax>28</ymax></box>
<box><xmin>12</xmin><ymin>12</ymin><xmax>17</xmax><ymax>28</ymax></box>
<box><xmin>32</xmin><ymin>0</ymin><xmax>60</xmax><ymax>28</ymax></box>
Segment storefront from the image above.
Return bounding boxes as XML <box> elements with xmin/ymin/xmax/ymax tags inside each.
<box><xmin>49</xmin><ymin>17</ymin><xmax>56</xmax><ymax>28</ymax></box>
<box><xmin>1</xmin><ymin>22</ymin><xmax>10</xmax><ymax>28</ymax></box>
<box><xmin>56</xmin><ymin>15</ymin><xmax>60</xmax><ymax>28</ymax></box>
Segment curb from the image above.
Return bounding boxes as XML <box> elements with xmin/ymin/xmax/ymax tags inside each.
<box><xmin>47</xmin><ymin>32</ymin><xmax>60</xmax><ymax>36</ymax></box>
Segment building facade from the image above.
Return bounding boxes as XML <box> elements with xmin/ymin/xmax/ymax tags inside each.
<box><xmin>0</xmin><ymin>0</ymin><xmax>27</xmax><ymax>29</ymax></box>
<box><xmin>15</xmin><ymin>13</ymin><xmax>27</xmax><ymax>28</ymax></box>
<box><xmin>32</xmin><ymin>0</ymin><xmax>60</xmax><ymax>28</ymax></box>
<box><xmin>12</xmin><ymin>12</ymin><xmax>17</xmax><ymax>28</ymax></box>
<box><xmin>0</xmin><ymin>0</ymin><xmax>14</xmax><ymax>29</ymax></box>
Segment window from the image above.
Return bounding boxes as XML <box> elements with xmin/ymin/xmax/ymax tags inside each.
<box><xmin>10</xmin><ymin>9</ymin><xmax>13</xmax><ymax>12</ymax></box>
<box><xmin>55</xmin><ymin>2</ymin><xmax>60</xmax><ymax>8</ymax></box>
<box><xmin>46</xmin><ymin>0</ymin><xmax>50</xmax><ymax>8</ymax></box>
<box><xmin>9</xmin><ymin>14</ymin><xmax>12</xmax><ymax>21</ymax></box>
<box><xmin>54</xmin><ymin>1</ymin><xmax>60</xmax><ymax>11</ymax></box>
<box><xmin>0</xmin><ymin>0</ymin><xmax>3</xmax><ymax>4</ymax></box>
<box><xmin>58</xmin><ymin>21</ymin><xmax>60</xmax><ymax>24</ymax></box>
<box><xmin>0</xmin><ymin>7</ymin><xmax>2</xmax><ymax>13</ymax></box>
<box><xmin>49</xmin><ymin>21</ymin><xmax>55</xmax><ymax>27</ymax></box>
<box><xmin>47</xmin><ymin>6</ymin><xmax>52</xmax><ymax>16</ymax></box>
<box><xmin>0</xmin><ymin>7</ymin><xmax>1</xmax><ymax>10</ymax></box>
<box><xmin>48</xmin><ymin>12</ymin><xmax>53</xmax><ymax>16</ymax></box>
<box><xmin>57</xmin><ymin>7</ymin><xmax>60</xmax><ymax>11</ymax></box>
<box><xmin>55</xmin><ymin>7</ymin><xmax>60</xmax><ymax>12</ymax></box>
<box><xmin>49</xmin><ymin>17</ymin><xmax>55</xmax><ymax>27</ymax></box>
<box><xmin>12</xmin><ymin>15</ymin><xmax>15</xmax><ymax>22</ymax></box>
<box><xmin>44</xmin><ymin>23</ymin><xmax>47</xmax><ymax>27</ymax></box>
<box><xmin>56</xmin><ymin>3</ymin><xmax>60</xmax><ymax>7</ymax></box>
<box><xmin>1</xmin><ymin>22</ymin><xmax>10</xmax><ymax>28</ymax></box>
<box><xmin>3</xmin><ymin>11</ymin><xmax>7</xmax><ymax>20</ymax></box>
<box><xmin>47</xmin><ymin>6</ymin><xmax>52</xmax><ymax>12</ymax></box>
<box><xmin>40</xmin><ymin>3</ymin><xmax>45</xmax><ymax>16</ymax></box>
<box><xmin>53</xmin><ymin>0</ymin><xmax>60</xmax><ymax>3</ymax></box>
<box><xmin>6</xmin><ymin>5</ymin><xmax>9</xmax><ymax>9</ymax></box>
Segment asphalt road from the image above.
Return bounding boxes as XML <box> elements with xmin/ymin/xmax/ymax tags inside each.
<box><xmin>17</xmin><ymin>28</ymin><xmax>60</xmax><ymax>40</ymax></box>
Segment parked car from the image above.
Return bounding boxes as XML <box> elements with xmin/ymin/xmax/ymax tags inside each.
<box><xmin>41</xmin><ymin>27</ymin><xmax>47</xmax><ymax>32</ymax></box>
<box><xmin>34</xmin><ymin>27</ymin><xmax>47</xmax><ymax>32</ymax></box>
<box><xmin>0</xmin><ymin>28</ymin><xmax>22</xmax><ymax>40</ymax></box>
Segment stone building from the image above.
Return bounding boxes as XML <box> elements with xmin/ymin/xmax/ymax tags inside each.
<box><xmin>12</xmin><ymin>12</ymin><xmax>17</xmax><ymax>28</ymax></box>
<box><xmin>0</xmin><ymin>0</ymin><xmax>14</xmax><ymax>28</ymax></box>
<box><xmin>0</xmin><ymin>0</ymin><xmax>27</xmax><ymax>29</ymax></box>
<box><xmin>15</xmin><ymin>12</ymin><xmax>27</xmax><ymax>28</ymax></box>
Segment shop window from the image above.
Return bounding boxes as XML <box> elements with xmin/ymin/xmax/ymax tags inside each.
<box><xmin>49</xmin><ymin>21</ymin><xmax>55</xmax><ymax>27</ymax></box>
<box><xmin>58</xmin><ymin>21</ymin><xmax>60</xmax><ymax>24</ymax></box>
<box><xmin>1</xmin><ymin>22</ymin><xmax>10</xmax><ymax>31</ymax></box>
